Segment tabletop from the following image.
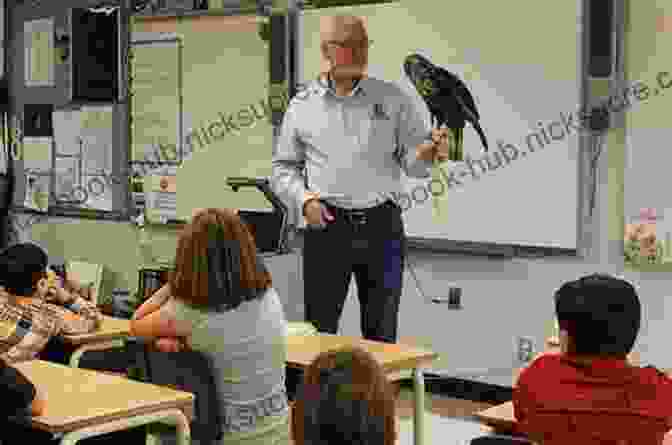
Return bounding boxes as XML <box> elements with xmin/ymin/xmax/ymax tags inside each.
<box><xmin>13</xmin><ymin>360</ymin><xmax>194</xmax><ymax>434</ymax></box>
<box><xmin>286</xmin><ymin>333</ymin><xmax>438</xmax><ymax>373</ymax></box>
<box><xmin>62</xmin><ymin>316</ymin><xmax>131</xmax><ymax>345</ymax></box>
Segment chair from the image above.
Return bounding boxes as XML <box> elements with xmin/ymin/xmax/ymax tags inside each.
<box><xmin>125</xmin><ymin>337</ymin><xmax>222</xmax><ymax>445</ymax></box>
<box><xmin>513</xmin><ymin>407</ymin><xmax>670</xmax><ymax>445</ymax></box>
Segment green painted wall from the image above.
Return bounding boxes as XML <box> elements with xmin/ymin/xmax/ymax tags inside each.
<box><xmin>30</xmin><ymin>220</ymin><xmax>180</xmax><ymax>296</ymax></box>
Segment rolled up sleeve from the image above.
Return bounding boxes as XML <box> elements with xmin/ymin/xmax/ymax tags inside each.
<box><xmin>272</xmin><ymin>102</ymin><xmax>309</xmax><ymax>211</ymax></box>
<box><xmin>396</xmin><ymin>94</ymin><xmax>433</xmax><ymax>179</ymax></box>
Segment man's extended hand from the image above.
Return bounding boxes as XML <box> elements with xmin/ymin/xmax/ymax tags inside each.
<box><xmin>416</xmin><ymin>127</ymin><xmax>451</xmax><ymax>163</ymax></box>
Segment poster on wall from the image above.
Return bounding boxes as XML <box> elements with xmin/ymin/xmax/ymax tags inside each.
<box><xmin>624</xmin><ymin>208</ymin><xmax>668</xmax><ymax>266</ymax></box>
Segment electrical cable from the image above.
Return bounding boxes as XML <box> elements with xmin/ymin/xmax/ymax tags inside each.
<box><xmin>588</xmin><ymin>130</ymin><xmax>604</xmax><ymax>216</ymax></box>
<box><xmin>404</xmin><ymin>253</ymin><xmax>430</xmax><ymax>302</ymax></box>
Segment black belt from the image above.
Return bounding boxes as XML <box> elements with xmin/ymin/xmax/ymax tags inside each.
<box><xmin>322</xmin><ymin>200</ymin><xmax>397</xmax><ymax>225</ymax></box>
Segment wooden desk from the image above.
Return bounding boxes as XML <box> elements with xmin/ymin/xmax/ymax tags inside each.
<box><xmin>13</xmin><ymin>360</ymin><xmax>194</xmax><ymax>445</ymax></box>
<box><xmin>286</xmin><ymin>333</ymin><xmax>438</xmax><ymax>445</ymax></box>
<box><xmin>62</xmin><ymin>316</ymin><xmax>131</xmax><ymax>368</ymax></box>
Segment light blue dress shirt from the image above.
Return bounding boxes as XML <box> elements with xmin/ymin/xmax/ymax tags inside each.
<box><xmin>272</xmin><ymin>75</ymin><xmax>433</xmax><ymax>223</ymax></box>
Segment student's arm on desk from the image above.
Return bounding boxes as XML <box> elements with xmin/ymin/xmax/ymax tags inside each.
<box><xmin>130</xmin><ymin>296</ymin><xmax>192</xmax><ymax>352</ymax></box>
<box><xmin>48</xmin><ymin>290</ymin><xmax>103</xmax><ymax>335</ymax></box>
<box><xmin>44</xmin><ymin>276</ymin><xmax>103</xmax><ymax>335</ymax></box>
<box><xmin>132</xmin><ymin>283</ymin><xmax>171</xmax><ymax>321</ymax></box>
<box><xmin>131</xmin><ymin>285</ymin><xmax>189</xmax><ymax>352</ymax></box>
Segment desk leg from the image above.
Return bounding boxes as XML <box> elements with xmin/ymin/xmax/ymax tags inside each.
<box><xmin>69</xmin><ymin>338</ymin><xmax>127</xmax><ymax>368</ymax></box>
<box><xmin>412</xmin><ymin>367</ymin><xmax>425</xmax><ymax>445</ymax></box>
<box><xmin>58</xmin><ymin>408</ymin><xmax>190</xmax><ymax>445</ymax></box>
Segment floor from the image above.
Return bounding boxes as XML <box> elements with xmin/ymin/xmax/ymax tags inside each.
<box><xmin>393</xmin><ymin>384</ymin><xmax>497</xmax><ymax>445</ymax></box>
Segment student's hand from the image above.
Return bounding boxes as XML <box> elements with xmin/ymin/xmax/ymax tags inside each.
<box><xmin>46</xmin><ymin>286</ymin><xmax>75</xmax><ymax>305</ymax></box>
<box><xmin>63</xmin><ymin>276</ymin><xmax>95</xmax><ymax>302</ymax></box>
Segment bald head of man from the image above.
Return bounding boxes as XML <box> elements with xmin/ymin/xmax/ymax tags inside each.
<box><xmin>319</xmin><ymin>15</ymin><xmax>369</xmax><ymax>80</ymax></box>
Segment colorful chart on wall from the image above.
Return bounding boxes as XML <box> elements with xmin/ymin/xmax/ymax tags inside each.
<box><xmin>299</xmin><ymin>0</ymin><xmax>581</xmax><ymax>249</ymax></box>
<box><xmin>130</xmin><ymin>14</ymin><xmax>274</xmax><ymax>219</ymax></box>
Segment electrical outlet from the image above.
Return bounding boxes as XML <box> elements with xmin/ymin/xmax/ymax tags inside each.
<box><xmin>447</xmin><ymin>286</ymin><xmax>462</xmax><ymax>309</ymax></box>
<box><xmin>431</xmin><ymin>285</ymin><xmax>462</xmax><ymax>309</ymax></box>
<box><xmin>515</xmin><ymin>337</ymin><xmax>535</xmax><ymax>363</ymax></box>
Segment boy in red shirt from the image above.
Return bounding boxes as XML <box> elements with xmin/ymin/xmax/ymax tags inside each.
<box><xmin>513</xmin><ymin>274</ymin><xmax>672</xmax><ymax>444</ymax></box>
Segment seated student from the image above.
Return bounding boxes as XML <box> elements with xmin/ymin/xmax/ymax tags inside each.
<box><xmin>131</xmin><ymin>207</ymin><xmax>292</xmax><ymax>445</ymax></box>
<box><xmin>291</xmin><ymin>346</ymin><xmax>397</xmax><ymax>445</ymax></box>
<box><xmin>0</xmin><ymin>243</ymin><xmax>103</xmax><ymax>363</ymax></box>
<box><xmin>513</xmin><ymin>273</ymin><xmax>672</xmax><ymax>444</ymax></box>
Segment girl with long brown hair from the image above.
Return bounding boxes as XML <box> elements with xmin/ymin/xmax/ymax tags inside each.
<box><xmin>131</xmin><ymin>208</ymin><xmax>291</xmax><ymax>445</ymax></box>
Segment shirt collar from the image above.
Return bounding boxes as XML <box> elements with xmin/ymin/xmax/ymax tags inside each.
<box><xmin>316</xmin><ymin>73</ymin><xmax>367</xmax><ymax>98</ymax></box>
<box><xmin>561</xmin><ymin>354</ymin><xmax>632</xmax><ymax>372</ymax></box>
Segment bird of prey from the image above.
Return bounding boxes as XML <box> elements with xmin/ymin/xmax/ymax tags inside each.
<box><xmin>403</xmin><ymin>53</ymin><xmax>488</xmax><ymax>160</ymax></box>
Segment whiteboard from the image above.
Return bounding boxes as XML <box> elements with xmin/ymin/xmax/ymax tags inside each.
<box><xmin>298</xmin><ymin>0</ymin><xmax>582</xmax><ymax>249</ymax></box>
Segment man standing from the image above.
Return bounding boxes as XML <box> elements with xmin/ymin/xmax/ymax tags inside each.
<box><xmin>272</xmin><ymin>15</ymin><xmax>449</xmax><ymax>343</ymax></box>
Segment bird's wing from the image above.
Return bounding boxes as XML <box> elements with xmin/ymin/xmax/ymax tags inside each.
<box><xmin>437</xmin><ymin>69</ymin><xmax>480</xmax><ymax>121</ymax></box>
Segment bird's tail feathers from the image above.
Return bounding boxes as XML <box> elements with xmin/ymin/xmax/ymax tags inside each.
<box><xmin>472</xmin><ymin>121</ymin><xmax>488</xmax><ymax>151</ymax></box>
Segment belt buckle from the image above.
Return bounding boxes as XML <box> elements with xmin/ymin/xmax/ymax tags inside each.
<box><xmin>347</xmin><ymin>210</ymin><xmax>367</xmax><ymax>225</ymax></box>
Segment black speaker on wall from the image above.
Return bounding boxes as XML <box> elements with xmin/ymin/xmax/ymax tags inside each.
<box><xmin>0</xmin><ymin>80</ymin><xmax>9</xmax><ymax>113</ymax></box>
<box><xmin>23</xmin><ymin>104</ymin><xmax>53</xmax><ymax>137</ymax></box>
<box><xmin>69</xmin><ymin>7</ymin><xmax>119</xmax><ymax>102</ymax></box>
<box><xmin>269</xmin><ymin>14</ymin><xmax>287</xmax><ymax>85</ymax></box>
<box><xmin>588</xmin><ymin>0</ymin><xmax>614</xmax><ymax>78</ymax></box>
<box><xmin>269</xmin><ymin>12</ymin><xmax>287</xmax><ymax>126</ymax></box>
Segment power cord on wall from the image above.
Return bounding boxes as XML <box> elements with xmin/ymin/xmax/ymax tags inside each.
<box><xmin>404</xmin><ymin>254</ymin><xmax>429</xmax><ymax>301</ymax></box>
<box><xmin>587</xmin><ymin>106</ymin><xmax>610</xmax><ymax>216</ymax></box>
<box><xmin>588</xmin><ymin>132</ymin><xmax>604</xmax><ymax>216</ymax></box>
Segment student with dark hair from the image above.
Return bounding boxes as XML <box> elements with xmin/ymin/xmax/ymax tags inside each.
<box><xmin>0</xmin><ymin>243</ymin><xmax>102</xmax><ymax>363</ymax></box>
<box><xmin>131</xmin><ymin>208</ymin><xmax>291</xmax><ymax>445</ymax></box>
<box><xmin>292</xmin><ymin>346</ymin><xmax>397</xmax><ymax>445</ymax></box>
<box><xmin>513</xmin><ymin>273</ymin><xmax>672</xmax><ymax>444</ymax></box>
